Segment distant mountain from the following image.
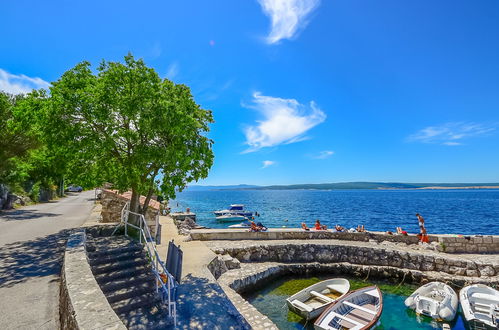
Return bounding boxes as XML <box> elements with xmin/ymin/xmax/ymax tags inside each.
<box><xmin>184</xmin><ymin>182</ymin><xmax>499</xmax><ymax>191</ymax></box>
<box><xmin>250</xmin><ymin>182</ymin><xmax>499</xmax><ymax>190</ymax></box>
<box><xmin>185</xmin><ymin>184</ymin><xmax>261</xmax><ymax>191</ymax></box>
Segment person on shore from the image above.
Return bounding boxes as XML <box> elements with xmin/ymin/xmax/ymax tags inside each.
<box><xmin>301</xmin><ymin>222</ymin><xmax>310</xmax><ymax>231</ymax></box>
<box><xmin>314</xmin><ymin>220</ymin><xmax>327</xmax><ymax>230</ymax></box>
<box><xmin>335</xmin><ymin>224</ymin><xmax>345</xmax><ymax>232</ymax></box>
<box><xmin>416</xmin><ymin>213</ymin><xmax>425</xmax><ymax>231</ymax></box>
<box><xmin>356</xmin><ymin>225</ymin><xmax>366</xmax><ymax>232</ymax></box>
<box><xmin>396</xmin><ymin>227</ymin><xmax>408</xmax><ymax>235</ymax></box>
<box><xmin>249</xmin><ymin>221</ymin><xmax>259</xmax><ymax>232</ymax></box>
<box><xmin>256</xmin><ymin>221</ymin><xmax>267</xmax><ymax>231</ymax></box>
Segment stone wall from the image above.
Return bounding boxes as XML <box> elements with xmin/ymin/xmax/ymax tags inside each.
<box><xmin>212</xmin><ymin>243</ymin><xmax>499</xmax><ymax>279</ymax></box>
<box><xmin>437</xmin><ymin>235</ymin><xmax>499</xmax><ymax>253</ymax></box>
<box><xmin>60</xmin><ymin>230</ymin><xmax>126</xmax><ymax>330</ymax></box>
<box><xmin>100</xmin><ymin>189</ymin><xmax>159</xmax><ymax>236</ymax></box>
<box><xmin>190</xmin><ymin>228</ymin><xmax>435</xmax><ymax>244</ymax></box>
<box><xmin>191</xmin><ymin>229</ymin><xmax>499</xmax><ymax>254</ymax></box>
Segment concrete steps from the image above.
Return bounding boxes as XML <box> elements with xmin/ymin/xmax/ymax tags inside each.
<box><xmin>86</xmin><ymin>234</ymin><xmax>171</xmax><ymax>329</ymax></box>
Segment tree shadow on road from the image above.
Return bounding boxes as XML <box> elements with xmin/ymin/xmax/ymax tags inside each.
<box><xmin>0</xmin><ymin>209</ymin><xmax>61</xmax><ymax>221</ymax></box>
<box><xmin>0</xmin><ymin>229</ymin><xmax>74</xmax><ymax>288</ymax></box>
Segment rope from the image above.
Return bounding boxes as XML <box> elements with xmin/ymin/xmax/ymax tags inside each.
<box><xmin>363</xmin><ymin>267</ymin><xmax>371</xmax><ymax>281</ymax></box>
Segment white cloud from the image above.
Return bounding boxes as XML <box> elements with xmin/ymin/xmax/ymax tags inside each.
<box><xmin>313</xmin><ymin>150</ymin><xmax>334</xmax><ymax>159</ymax></box>
<box><xmin>243</xmin><ymin>92</ymin><xmax>326</xmax><ymax>153</ymax></box>
<box><xmin>261</xmin><ymin>160</ymin><xmax>276</xmax><ymax>168</ymax></box>
<box><xmin>257</xmin><ymin>0</ymin><xmax>320</xmax><ymax>44</ymax></box>
<box><xmin>408</xmin><ymin>122</ymin><xmax>496</xmax><ymax>146</ymax></box>
<box><xmin>166</xmin><ymin>62</ymin><xmax>179</xmax><ymax>80</ymax></box>
<box><xmin>0</xmin><ymin>68</ymin><xmax>50</xmax><ymax>94</ymax></box>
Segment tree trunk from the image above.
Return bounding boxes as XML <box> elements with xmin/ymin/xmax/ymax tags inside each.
<box><xmin>129</xmin><ymin>187</ymin><xmax>141</xmax><ymax>225</ymax></box>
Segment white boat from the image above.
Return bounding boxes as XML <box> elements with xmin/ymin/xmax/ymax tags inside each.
<box><xmin>404</xmin><ymin>282</ymin><xmax>458</xmax><ymax>322</ymax></box>
<box><xmin>214</xmin><ymin>204</ymin><xmax>254</xmax><ymax>217</ymax></box>
<box><xmin>215</xmin><ymin>214</ymin><xmax>248</xmax><ymax>222</ymax></box>
<box><xmin>314</xmin><ymin>285</ymin><xmax>383</xmax><ymax>330</ymax></box>
<box><xmin>459</xmin><ymin>284</ymin><xmax>499</xmax><ymax>329</ymax></box>
<box><xmin>228</xmin><ymin>221</ymin><xmax>252</xmax><ymax>228</ymax></box>
<box><xmin>286</xmin><ymin>278</ymin><xmax>350</xmax><ymax>321</ymax></box>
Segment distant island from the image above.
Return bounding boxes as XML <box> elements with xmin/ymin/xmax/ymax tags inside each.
<box><xmin>186</xmin><ymin>182</ymin><xmax>499</xmax><ymax>191</ymax></box>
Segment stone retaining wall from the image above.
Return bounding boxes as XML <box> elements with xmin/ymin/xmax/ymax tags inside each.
<box><xmin>212</xmin><ymin>243</ymin><xmax>499</xmax><ymax>278</ymax></box>
<box><xmin>59</xmin><ymin>230</ymin><xmax>126</xmax><ymax>330</ymax></box>
<box><xmin>100</xmin><ymin>189</ymin><xmax>159</xmax><ymax>236</ymax></box>
<box><xmin>437</xmin><ymin>235</ymin><xmax>499</xmax><ymax>253</ymax></box>
<box><xmin>191</xmin><ymin>229</ymin><xmax>499</xmax><ymax>254</ymax></box>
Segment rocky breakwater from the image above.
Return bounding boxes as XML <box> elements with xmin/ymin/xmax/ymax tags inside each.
<box><xmin>210</xmin><ymin>241</ymin><xmax>499</xmax><ymax>281</ymax></box>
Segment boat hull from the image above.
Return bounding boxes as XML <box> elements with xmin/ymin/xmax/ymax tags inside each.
<box><xmin>459</xmin><ymin>284</ymin><xmax>499</xmax><ymax>329</ymax></box>
<box><xmin>286</xmin><ymin>278</ymin><xmax>350</xmax><ymax>321</ymax></box>
<box><xmin>216</xmin><ymin>215</ymin><xmax>247</xmax><ymax>222</ymax></box>
<box><xmin>404</xmin><ymin>282</ymin><xmax>458</xmax><ymax>322</ymax></box>
<box><xmin>314</xmin><ymin>286</ymin><xmax>383</xmax><ymax>330</ymax></box>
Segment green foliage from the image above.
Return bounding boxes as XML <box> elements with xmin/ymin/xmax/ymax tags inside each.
<box><xmin>45</xmin><ymin>53</ymin><xmax>214</xmax><ymax>213</ymax></box>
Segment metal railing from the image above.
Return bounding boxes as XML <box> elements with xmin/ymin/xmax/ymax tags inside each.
<box><xmin>114</xmin><ymin>203</ymin><xmax>177</xmax><ymax>325</ymax></box>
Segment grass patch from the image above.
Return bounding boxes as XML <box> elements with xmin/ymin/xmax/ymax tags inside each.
<box><xmin>270</xmin><ymin>277</ymin><xmax>321</xmax><ymax>296</ymax></box>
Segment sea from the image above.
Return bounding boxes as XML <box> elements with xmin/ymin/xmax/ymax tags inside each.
<box><xmin>170</xmin><ymin>189</ymin><xmax>499</xmax><ymax>235</ymax></box>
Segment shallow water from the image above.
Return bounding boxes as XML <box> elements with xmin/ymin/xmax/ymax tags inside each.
<box><xmin>244</xmin><ymin>275</ymin><xmax>467</xmax><ymax>329</ymax></box>
<box><xmin>171</xmin><ymin>189</ymin><xmax>499</xmax><ymax>235</ymax></box>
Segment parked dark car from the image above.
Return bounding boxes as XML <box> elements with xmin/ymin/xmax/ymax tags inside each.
<box><xmin>67</xmin><ymin>185</ymin><xmax>83</xmax><ymax>192</ymax></box>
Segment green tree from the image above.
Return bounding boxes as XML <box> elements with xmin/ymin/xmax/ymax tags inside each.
<box><xmin>46</xmin><ymin>54</ymin><xmax>214</xmax><ymax>216</ymax></box>
<box><xmin>0</xmin><ymin>92</ymin><xmax>40</xmax><ymax>183</ymax></box>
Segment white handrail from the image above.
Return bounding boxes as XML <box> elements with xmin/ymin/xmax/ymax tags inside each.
<box><xmin>119</xmin><ymin>208</ymin><xmax>177</xmax><ymax>326</ymax></box>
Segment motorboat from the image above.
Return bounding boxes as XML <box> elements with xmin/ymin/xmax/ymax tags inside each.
<box><xmin>228</xmin><ymin>220</ymin><xmax>252</xmax><ymax>228</ymax></box>
<box><xmin>286</xmin><ymin>278</ymin><xmax>350</xmax><ymax>321</ymax></box>
<box><xmin>214</xmin><ymin>204</ymin><xmax>254</xmax><ymax>217</ymax></box>
<box><xmin>215</xmin><ymin>214</ymin><xmax>248</xmax><ymax>222</ymax></box>
<box><xmin>460</xmin><ymin>284</ymin><xmax>499</xmax><ymax>328</ymax></box>
<box><xmin>314</xmin><ymin>285</ymin><xmax>383</xmax><ymax>330</ymax></box>
<box><xmin>404</xmin><ymin>282</ymin><xmax>458</xmax><ymax>322</ymax></box>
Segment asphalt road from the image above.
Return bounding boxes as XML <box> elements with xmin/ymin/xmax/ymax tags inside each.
<box><xmin>0</xmin><ymin>190</ymin><xmax>95</xmax><ymax>330</ymax></box>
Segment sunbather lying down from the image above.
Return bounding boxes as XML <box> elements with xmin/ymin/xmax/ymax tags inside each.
<box><xmin>301</xmin><ymin>222</ymin><xmax>310</xmax><ymax>231</ymax></box>
<box><xmin>314</xmin><ymin>220</ymin><xmax>327</xmax><ymax>230</ymax></box>
<box><xmin>335</xmin><ymin>224</ymin><xmax>345</xmax><ymax>232</ymax></box>
<box><xmin>396</xmin><ymin>227</ymin><xmax>408</xmax><ymax>235</ymax></box>
<box><xmin>249</xmin><ymin>221</ymin><xmax>268</xmax><ymax>232</ymax></box>
<box><xmin>356</xmin><ymin>225</ymin><xmax>366</xmax><ymax>232</ymax></box>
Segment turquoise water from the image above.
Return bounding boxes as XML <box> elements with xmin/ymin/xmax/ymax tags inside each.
<box><xmin>244</xmin><ymin>275</ymin><xmax>467</xmax><ymax>329</ymax></box>
<box><xmin>171</xmin><ymin>189</ymin><xmax>499</xmax><ymax>235</ymax></box>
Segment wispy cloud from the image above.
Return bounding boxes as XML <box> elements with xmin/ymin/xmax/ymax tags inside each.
<box><xmin>165</xmin><ymin>62</ymin><xmax>179</xmax><ymax>80</ymax></box>
<box><xmin>261</xmin><ymin>160</ymin><xmax>276</xmax><ymax>168</ymax></box>
<box><xmin>243</xmin><ymin>92</ymin><xmax>326</xmax><ymax>153</ymax></box>
<box><xmin>0</xmin><ymin>68</ymin><xmax>50</xmax><ymax>94</ymax></box>
<box><xmin>257</xmin><ymin>0</ymin><xmax>320</xmax><ymax>44</ymax></box>
<box><xmin>407</xmin><ymin>122</ymin><xmax>496</xmax><ymax>146</ymax></box>
<box><xmin>313</xmin><ymin>150</ymin><xmax>334</xmax><ymax>159</ymax></box>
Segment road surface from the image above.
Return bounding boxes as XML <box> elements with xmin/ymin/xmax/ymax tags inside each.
<box><xmin>0</xmin><ymin>190</ymin><xmax>95</xmax><ymax>330</ymax></box>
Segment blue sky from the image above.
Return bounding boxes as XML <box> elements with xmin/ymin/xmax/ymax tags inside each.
<box><xmin>1</xmin><ymin>0</ymin><xmax>499</xmax><ymax>185</ymax></box>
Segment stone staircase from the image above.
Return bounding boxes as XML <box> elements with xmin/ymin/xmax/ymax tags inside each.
<box><xmin>86</xmin><ymin>233</ymin><xmax>171</xmax><ymax>329</ymax></box>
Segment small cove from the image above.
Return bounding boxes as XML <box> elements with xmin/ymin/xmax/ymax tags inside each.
<box><xmin>243</xmin><ymin>275</ymin><xmax>468</xmax><ymax>329</ymax></box>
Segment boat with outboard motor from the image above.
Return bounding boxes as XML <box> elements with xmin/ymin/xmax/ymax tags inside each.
<box><xmin>286</xmin><ymin>278</ymin><xmax>350</xmax><ymax>321</ymax></box>
<box><xmin>404</xmin><ymin>282</ymin><xmax>458</xmax><ymax>322</ymax></box>
<box><xmin>214</xmin><ymin>204</ymin><xmax>254</xmax><ymax>217</ymax></box>
<box><xmin>460</xmin><ymin>284</ymin><xmax>499</xmax><ymax>329</ymax></box>
<box><xmin>314</xmin><ymin>285</ymin><xmax>383</xmax><ymax>330</ymax></box>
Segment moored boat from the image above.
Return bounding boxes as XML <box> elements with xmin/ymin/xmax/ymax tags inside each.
<box><xmin>228</xmin><ymin>220</ymin><xmax>252</xmax><ymax>228</ymax></box>
<box><xmin>214</xmin><ymin>204</ymin><xmax>254</xmax><ymax>217</ymax></box>
<box><xmin>215</xmin><ymin>214</ymin><xmax>248</xmax><ymax>222</ymax></box>
<box><xmin>404</xmin><ymin>282</ymin><xmax>458</xmax><ymax>322</ymax></box>
<box><xmin>286</xmin><ymin>278</ymin><xmax>350</xmax><ymax>321</ymax></box>
<box><xmin>314</xmin><ymin>285</ymin><xmax>383</xmax><ymax>330</ymax></box>
<box><xmin>459</xmin><ymin>284</ymin><xmax>499</xmax><ymax>329</ymax></box>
